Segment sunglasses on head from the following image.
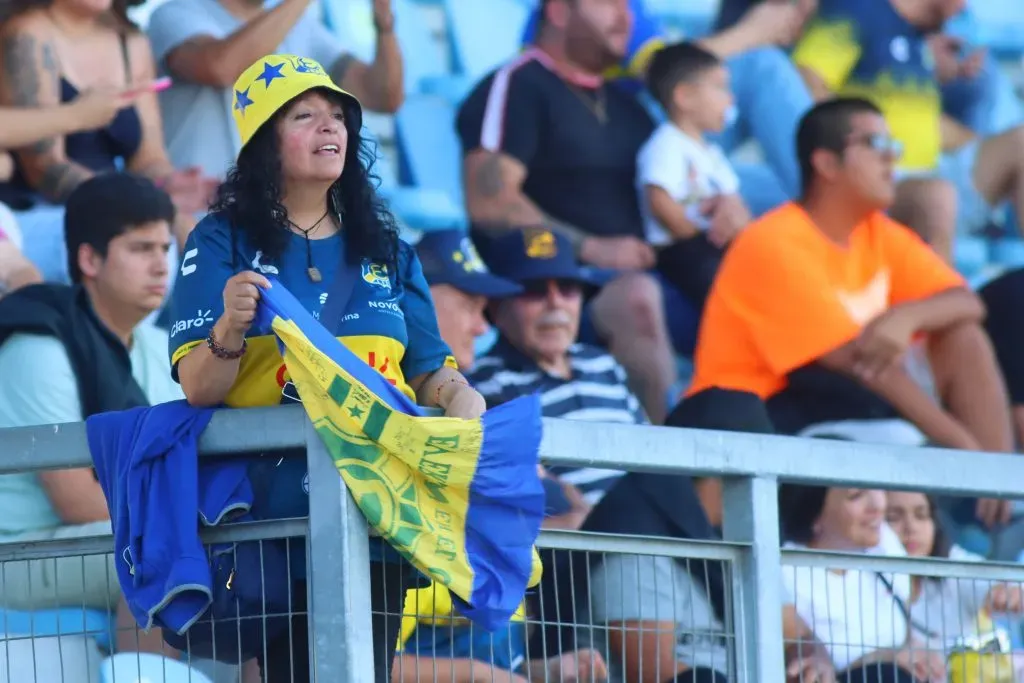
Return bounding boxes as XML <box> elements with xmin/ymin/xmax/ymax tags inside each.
<box><xmin>521</xmin><ymin>278</ymin><xmax>583</xmax><ymax>299</ymax></box>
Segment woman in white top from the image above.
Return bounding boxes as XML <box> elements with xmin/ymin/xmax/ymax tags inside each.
<box><xmin>885</xmin><ymin>492</ymin><xmax>1024</xmax><ymax>652</ymax></box>
<box><xmin>780</xmin><ymin>485</ymin><xmax>946</xmax><ymax>683</ymax></box>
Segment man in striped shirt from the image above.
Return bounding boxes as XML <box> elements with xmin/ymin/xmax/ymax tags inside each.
<box><xmin>468</xmin><ymin>228</ymin><xmax>646</xmax><ymax>526</ymax></box>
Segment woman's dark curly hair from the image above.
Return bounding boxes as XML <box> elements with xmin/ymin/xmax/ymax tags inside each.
<box><xmin>211</xmin><ymin>88</ymin><xmax>399</xmax><ymax>273</ymax></box>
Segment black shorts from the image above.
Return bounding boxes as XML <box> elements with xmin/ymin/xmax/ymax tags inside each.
<box><xmin>670</xmin><ymin>370</ymin><xmax>897</xmax><ymax>438</ymax></box>
<box><xmin>766</xmin><ymin>365</ymin><xmax>897</xmax><ymax>435</ymax></box>
<box><xmin>979</xmin><ymin>267</ymin><xmax>1024</xmax><ymax>405</ymax></box>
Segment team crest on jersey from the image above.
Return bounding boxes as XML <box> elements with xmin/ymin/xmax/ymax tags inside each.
<box><xmin>361</xmin><ymin>260</ymin><xmax>391</xmax><ymax>290</ymax></box>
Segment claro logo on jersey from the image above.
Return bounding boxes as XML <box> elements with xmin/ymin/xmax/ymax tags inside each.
<box><xmin>171</xmin><ymin>309</ymin><xmax>214</xmax><ymax>338</ymax></box>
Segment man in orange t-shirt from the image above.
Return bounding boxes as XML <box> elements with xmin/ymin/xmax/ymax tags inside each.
<box><xmin>681</xmin><ymin>97</ymin><xmax>1015</xmax><ymax>526</ymax></box>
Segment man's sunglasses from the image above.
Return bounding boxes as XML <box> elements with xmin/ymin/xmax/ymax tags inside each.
<box><xmin>521</xmin><ymin>279</ymin><xmax>583</xmax><ymax>299</ymax></box>
<box><xmin>848</xmin><ymin>133</ymin><xmax>904</xmax><ymax>160</ymax></box>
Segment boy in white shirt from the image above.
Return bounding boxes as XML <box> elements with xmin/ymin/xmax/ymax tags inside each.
<box><xmin>637</xmin><ymin>42</ymin><xmax>751</xmax><ymax>311</ymax></box>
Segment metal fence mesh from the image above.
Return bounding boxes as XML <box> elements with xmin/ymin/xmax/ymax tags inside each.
<box><xmin>0</xmin><ymin>533</ymin><xmax>308</xmax><ymax>683</ymax></box>
<box><xmin>392</xmin><ymin>544</ymin><xmax>737</xmax><ymax>683</ymax></box>
<box><xmin>0</xmin><ymin>521</ymin><xmax>1023</xmax><ymax>681</ymax></box>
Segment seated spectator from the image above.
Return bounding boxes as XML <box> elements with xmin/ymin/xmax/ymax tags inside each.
<box><xmin>469</xmin><ymin>228</ymin><xmax>651</xmax><ymax>513</ymax></box>
<box><xmin>0</xmin><ymin>172</ymin><xmax>180</xmax><ymax>653</ymax></box>
<box><xmin>522</xmin><ymin>0</ymin><xmax>817</xmax><ymax>215</ymax></box>
<box><xmin>886</xmin><ymin>491</ymin><xmax>1024</xmax><ymax>652</ymax></box>
<box><xmin>414</xmin><ymin>229</ymin><xmax>522</xmax><ymax>371</ymax></box>
<box><xmin>793</xmin><ymin>0</ymin><xmax>1024</xmax><ymax>259</ymax></box>
<box><xmin>400</xmin><ymin>231</ymin><xmax>607</xmax><ymax>683</ymax></box>
<box><xmin>578</xmin><ymin>397</ymin><xmax>912</xmax><ymax>683</ymax></box>
<box><xmin>459</xmin><ymin>0</ymin><xmax>686</xmax><ymax>423</ymax></box>
<box><xmin>780</xmin><ymin>485</ymin><xmax>945</xmax><ymax>682</ymax></box>
<box><xmin>639</xmin><ymin>42</ymin><xmax>749</xmax><ymax>311</ymax></box>
<box><xmin>587</xmin><ymin>477</ymin><xmax>739</xmax><ymax>683</ymax></box>
<box><xmin>0</xmin><ymin>205</ymin><xmax>41</xmax><ymax>295</ymax></box>
<box><xmin>581</xmin><ymin>401</ymin><xmax>837</xmax><ymax>683</ymax></box>
<box><xmin>147</xmin><ymin>0</ymin><xmax>403</xmax><ymax>179</ymax></box>
<box><xmin>0</xmin><ymin>0</ymin><xmax>214</xmax><ymax>282</ymax></box>
<box><xmin>683</xmin><ymin>98</ymin><xmax>1015</xmax><ymax>526</ymax></box>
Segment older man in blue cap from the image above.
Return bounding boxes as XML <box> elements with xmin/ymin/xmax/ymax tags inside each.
<box><xmin>469</xmin><ymin>227</ymin><xmax>644</xmax><ymax>512</ymax></box>
<box><xmin>414</xmin><ymin>230</ymin><xmax>522</xmax><ymax>372</ymax></box>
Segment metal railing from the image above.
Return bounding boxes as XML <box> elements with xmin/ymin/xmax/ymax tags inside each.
<box><xmin>2</xmin><ymin>404</ymin><xmax>1024</xmax><ymax>682</ymax></box>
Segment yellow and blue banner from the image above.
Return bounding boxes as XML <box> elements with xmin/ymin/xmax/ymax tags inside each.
<box><xmin>258</xmin><ymin>280</ymin><xmax>545</xmax><ymax>630</ymax></box>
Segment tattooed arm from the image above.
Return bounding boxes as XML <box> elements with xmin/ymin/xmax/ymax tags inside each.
<box><xmin>0</xmin><ymin>17</ymin><xmax>93</xmax><ymax>203</ymax></box>
<box><xmin>462</xmin><ymin>149</ymin><xmax>592</xmax><ymax>251</ymax></box>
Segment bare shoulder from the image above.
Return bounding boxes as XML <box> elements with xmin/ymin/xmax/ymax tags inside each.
<box><xmin>124</xmin><ymin>29</ymin><xmax>156</xmax><ymax>79</ymax></box>
<box><xmin>0</xmin><ymin>8</ymin><xmax>53</xmax><ymax>38</ymax></box>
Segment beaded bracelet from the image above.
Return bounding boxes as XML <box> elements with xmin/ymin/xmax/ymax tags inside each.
<box><xmin>206</xmin><ymin>328</ymin><xmax>247</xmax><ymax>360</ymax></box>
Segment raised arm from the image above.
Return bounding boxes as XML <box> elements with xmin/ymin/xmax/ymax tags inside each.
<box><xmin>329</xmin><ymin>0</ymin><xmax>403</xmax><ymax>113</ymax></box>
<box><xmin>155</xmin><ymin>0</ymin><xmax>313</xmax><ymax>88</ymax></box>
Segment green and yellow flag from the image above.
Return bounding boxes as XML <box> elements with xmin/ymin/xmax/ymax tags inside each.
<box><xmin>260</xmin><ymin>279</ymin><xmax>544</xmax><ymax>630</ymax></box>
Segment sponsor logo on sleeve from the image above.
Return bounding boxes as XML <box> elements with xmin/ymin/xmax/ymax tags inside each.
<box><xmin>170</xmin><ymin>309</ymin><xmax>215</xmax><ymax>338</ymax></box>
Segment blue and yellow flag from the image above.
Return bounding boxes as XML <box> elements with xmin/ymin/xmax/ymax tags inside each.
<box><xmin>258</xmin><ymin>280</ymin><xmax>545</xmax><ymax>630</ymax></box>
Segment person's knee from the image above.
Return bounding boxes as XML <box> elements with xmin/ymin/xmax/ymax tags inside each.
<box><xmin>591</xmin><ymin>272</ymin><xmax>664</xmax><ymax>340</ymax></box>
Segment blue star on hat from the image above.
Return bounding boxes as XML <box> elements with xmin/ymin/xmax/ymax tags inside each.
<box><xmin>234</xmin><ymin>87</ymin><xmax>254</xmax><ymax>116</ymax></box>
<box><xmin>255</xmin><ymin>61</ymin><xmax>285</xmax><ymax>89</ymax></box>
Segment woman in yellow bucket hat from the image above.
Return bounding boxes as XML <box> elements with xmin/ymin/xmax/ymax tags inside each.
<box><xmin>167</xmin><ymin>54</ymin><xmax>487</xmax><ymax>681</ymax></box>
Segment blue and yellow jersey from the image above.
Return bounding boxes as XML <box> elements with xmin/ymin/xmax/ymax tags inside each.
<box><xmin>168</xmin><ymin>213</ymin><xmax>456</xmax><ymax>407</ymax></box>
<box><xmin>792</xmin><ymin>0</ymin><xmax>942</xmax><ymax>172</ymax></box>
<box><xmin>521</xmin><ymin>0</ymin><xmax>666</xmax><ymax>87</ymax></box>
<box><xmin>398</xmin><ymin>583</ymin><xmax>527</xmax><ymax>671</ymax></box>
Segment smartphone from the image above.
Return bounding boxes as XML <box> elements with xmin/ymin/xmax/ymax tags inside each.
<box><xmin>148</xmin><ymin>76</ymin><xmax>173</xmax><ymax>93</ymax></box>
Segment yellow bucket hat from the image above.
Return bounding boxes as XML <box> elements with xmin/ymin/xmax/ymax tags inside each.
<box><xmin>231</xmin><ymin>54</ymin><xmax>363</xmax><ymax>150</ymax></box>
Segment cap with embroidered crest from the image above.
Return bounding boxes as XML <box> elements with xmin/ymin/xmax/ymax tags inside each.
<box><xmin>474</xmin><ymin>228</ymin><xmax>617</xmax><ymax>288</ymax></box>
<box><xmin>231</xmin><ymin>54</ymin><xmax>363</xmax><ymax>151</ymax></box>
<box><xmin>415</xmin><ymin>230</ymin><xmax>524</xmax><ymax>298</ymax></box>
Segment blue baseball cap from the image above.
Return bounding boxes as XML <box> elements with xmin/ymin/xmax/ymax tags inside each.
<box><xmin>415</xmin><ymin>230</ymin><xmax>524</xmax><ymax>297</ymax></box>
<box><xmin>474</xmin><ymin>228</ymin><xmax>617</xmax><ymax>290</ymax></box>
